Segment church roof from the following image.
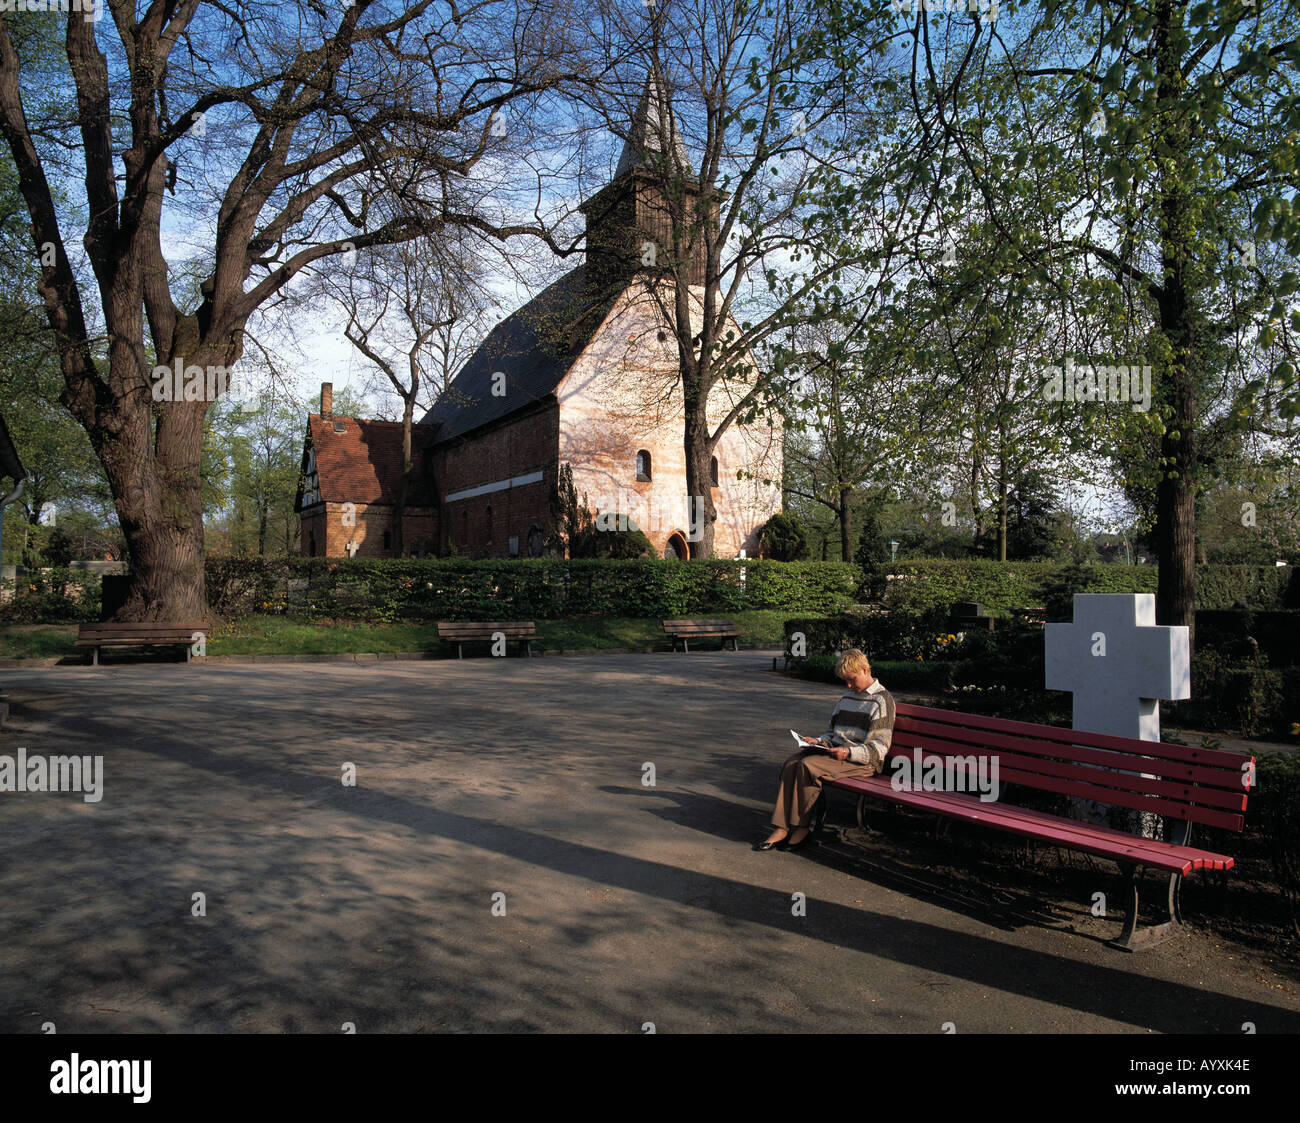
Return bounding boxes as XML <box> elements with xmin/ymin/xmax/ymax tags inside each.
<box><xmin>305</xmin><ymin>415</ymin><xmax>438</xmax><ymax>505</ymax></box>
<box><xmin>421</xmin><ymin>264</ymin><xmax>619</xmax><ymax>443</ymax></box>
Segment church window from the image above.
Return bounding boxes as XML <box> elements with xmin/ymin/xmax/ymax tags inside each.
<box><xmin>636</xmin><ymin>450</ymin><xmax>651</xmax><ymax>482</ymax></box>
<box><xmin>527</xmin><ymin>524</ymin><xmax>545</xmax><ymax>557</ymax></box>
<box><xmin>383</xmin><ymin>530</ymin><xmax>391</xmax><ymax>551</ymax></box>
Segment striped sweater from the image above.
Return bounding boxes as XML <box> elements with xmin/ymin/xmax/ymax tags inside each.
<box><xmin>823</xmin><ymin>680</ymin><xmax>896</xmax><ymax>771</ymax></box>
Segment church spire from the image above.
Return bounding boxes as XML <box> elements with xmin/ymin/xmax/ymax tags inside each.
<box><xmin>579</xmin><ymin>72</ymin><xmax>710</xmax><ymax>297</ymax></box>
<box><xmin>614</xmin><ymin>73</ymin><xmax>692</xmax><ymax>179</ymax></box>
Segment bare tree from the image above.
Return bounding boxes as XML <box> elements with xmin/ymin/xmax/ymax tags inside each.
<box><xmin>324</xmin><ymin>230</ymin><xmax>494</xmax><ymax>555</ymax></box>
<box><xmin>0</xmin><ymin>1</ymin><xmax>580</xmax><ymax>618</ymax></box>
<box><xmin>571</xmin><ymin>0</ymin><xmax>891</xmax><ymax>558</ymax></box>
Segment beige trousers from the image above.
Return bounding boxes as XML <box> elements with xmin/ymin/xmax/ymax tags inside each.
<box><xmin>770</xmin><ymin>749</ymin><xmax>880</xmax><ymax>830</ymax></box>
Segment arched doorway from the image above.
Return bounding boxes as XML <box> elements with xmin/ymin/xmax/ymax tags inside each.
<box><xmin>665</xmin><ymin>532</ymin><xmax>691</xmax><ymax>560</ymax></box>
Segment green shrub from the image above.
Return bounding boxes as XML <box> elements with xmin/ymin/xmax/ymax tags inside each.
<box><xmin>793</xmin><ymin>655</ymin><xmax>958</xmax><ymax>693</ymax></box>
<box><xmin>1196</xmin><ymin>609</ymin><xmax>1300</xmax><ymax>667</ymax></box>
<box><xmin>1253</xmin><ymin>753</ymin><xmax>1300</xmax><ymax>936</ymax></box>
<box><xmin>784</xmin><ymin>606</ymin><xmax>955</xmax><ymax>663</ymax></box>
<box><xmin>1170</xmin><ymin>650</ymin><xmax>1289</xmax><ymax>738</ymax></box>
<box><xmin>205</xmin><ymin>557</ymin><xmax>857</xmax><ymax>621</ymax></box>
<box><xmin>758</xmin><ymin>513</ymin><xmax>810</xmax><ymax>561</ymax></box>
<box><xmin>0</xmin><ymin>567</ymin><xmax>100</xmax><ymax>624</ymax></box>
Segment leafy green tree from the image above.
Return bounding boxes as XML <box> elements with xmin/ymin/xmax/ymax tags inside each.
<box><xmin>854</xmin><ymin>0</ymin><xmax>1300</xmax><ymax>636</ymax></box>
<box><xmin>0</xmin><ymin>2</ymin><xmax>580</xmax><ymax>619</ymax></box>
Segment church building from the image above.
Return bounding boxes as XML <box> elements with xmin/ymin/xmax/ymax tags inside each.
<box><xmin>296</xmin><ymin>81</ymin><xmax>783</xmax><ymax>560</ymax></box>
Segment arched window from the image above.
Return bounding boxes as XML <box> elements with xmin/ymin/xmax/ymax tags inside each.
<box><xmin>665</xmin><ymin>533</ymin><xmax>690</xmax><ymax>560</ymax></box>
<box><xmin>710</xmin><ymin>456</ymin><xmax>719</xmax><ymax>487</ymax></box>
<box><xmin>383</xmin><ymin>529</ymin><xmax>391</xmax><ymax>551</ymax></box>
<box><xmin>527</xmin><ymin>524</ymin><xmax>545</xmax><ymax>557</ymax></box>
<box><xmin>308</xmin><ymin>530</ymin><xmax>316</xmax><ymax>557</ymax></box>
<box><xmin>635</xmin><ymin>450</ymin><xmax>652</xmax><ymax>482</ymax></box>
<box><xmin>485</xmin><ymin>503</ymin><xmax>493</xmax><ymax>544</ymax></box>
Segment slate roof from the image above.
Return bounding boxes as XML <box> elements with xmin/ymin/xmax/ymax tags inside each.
<box><xmin>302</xmin><ymin>415</ymin><xmax>438</xmax><ymax>506</ymax></box>
<box><xmin>420</xmin><ymin>265</ymin><xmax>619</xmax><ymax>443</ymax></box>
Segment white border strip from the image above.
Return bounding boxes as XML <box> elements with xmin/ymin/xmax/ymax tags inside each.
<box><xmin>445</xmin><ymin>470</ymin><xmax>544</xmax><ymax>504</ymax></box>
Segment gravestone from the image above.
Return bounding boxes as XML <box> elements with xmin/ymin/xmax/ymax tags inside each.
<box><xmin>1044</xmin><ymin>593</ymin><xmax>1190</xmax><ymax>833</ymax></box>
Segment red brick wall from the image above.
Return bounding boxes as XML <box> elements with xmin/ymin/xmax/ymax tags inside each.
<box><xmin>299</xmin><ymin>502</ymin><xmax>438</xmax><ymax>557</ymax></box>
<box><xmin>435</xmin><ymin>404</ymin><xmax>558</xmax><ymax>557</ymax></box>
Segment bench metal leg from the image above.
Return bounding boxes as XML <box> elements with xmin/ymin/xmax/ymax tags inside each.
<box><xmin>524</xmin><ymin>639</ymin><xmax>532</xmax><ymax>658</ymax></box>
<box><xmin>1109</xmin><ymin>819</ymin><xmax>1191</xmax><ymax>951</ymax></box>
<box><xmin>92</xmin><ymin>646</ymin><xmax>99</xmax><ymax>667</ymax></box>
<box><xmin>682</xmin><ymin>638</ymin><xmax>689</xmax><ymax>652</ymax></box>
<box><xmin>1109</xmin><ymin>862</ymin><xmax>1185</xmax><ymax>951</ymax></box>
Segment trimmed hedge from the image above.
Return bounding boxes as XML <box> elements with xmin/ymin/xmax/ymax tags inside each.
<box><xmin>204</xmin><ymin>557</ymin><xmax>858</xmax><ymax>621</ymax></box>
<box><xmin>881</xmin><ymin>559</ymin><xmax>1295</xmax><ymax>614</ymax></box>
<box><xmin>784</xmin><ymin>607</ymin><xmax>955</xmax><ymax>663</ymax></box>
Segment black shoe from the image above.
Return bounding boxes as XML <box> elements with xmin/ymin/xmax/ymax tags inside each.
<box><xmin>753</xmin><ymin>834</ymin><xmax>790</xmax><ymax>851</ymax></box>
<box><xmin>786</xmin><ymin>830</ymin><xmax>815</xmax><ymax>853</ymax></box>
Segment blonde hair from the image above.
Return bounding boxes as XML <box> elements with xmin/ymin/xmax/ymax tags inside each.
<box><xmin>836</xmin><ymin>648</ymin><xmax>871</xmax><ymax>679</ymax></box>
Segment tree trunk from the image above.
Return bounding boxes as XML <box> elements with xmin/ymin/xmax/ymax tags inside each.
<box><xmin>839</xmin><ymin>485</ymin><xmax>852</xmax><ymax>562</ymax></box>
<box><xmin>998</xmin><ymin>461</ymin><xmax>1008</xmax><ymax>562</ymax></box>
<box><xmin>1153</xmin><ymin>0</ymin><xmax>1197</xmax><ymax>645</ymax></box>
<box><xmin>683</xmin><ymin>398</ymin><xmax>716</xmax><ymax>559</ymax></box>
<box><xmin>394</xmin><ymin>396</ymin><xmax>414</xmax><ymax>557</ymax></box>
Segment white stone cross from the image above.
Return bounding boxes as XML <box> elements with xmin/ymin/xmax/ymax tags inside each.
<box><xmin>1044</xmin><ymin>593</ymin><xmax>1190</xmax><ymax>742</ymax></box>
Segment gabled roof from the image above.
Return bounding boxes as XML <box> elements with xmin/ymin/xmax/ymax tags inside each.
<box><xmin>420</xmin><ymin>265</ymin><xmax>619</xmax><ymax>443</ymax></box>
<box><xmin>302</xmin><ymin>415</ymin><xmax>438</xmax><ymax>506</ymax></box>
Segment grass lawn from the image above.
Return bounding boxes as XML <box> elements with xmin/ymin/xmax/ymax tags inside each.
<box><xmin>0</xmin><ymin>611</ymin><xmax>791</xmax><ymax>660</ymax></box>
<box><xmin>0</xmin><ymin>625</ymin><xmax>80</xmax><ymax>659</ymax></box>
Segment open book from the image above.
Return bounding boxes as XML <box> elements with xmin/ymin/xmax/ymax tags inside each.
<box><xmin>790</xmin><ymin>729</ymin><xmax>824</xmax><ymax>749</ymax></box>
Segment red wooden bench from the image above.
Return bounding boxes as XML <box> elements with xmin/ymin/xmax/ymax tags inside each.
<box><xmin>821</xmin><ymin>702</ymin><xmax>1253</xmax><ymax>950</ymax></box>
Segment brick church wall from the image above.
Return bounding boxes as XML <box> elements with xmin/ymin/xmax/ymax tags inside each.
<box><xmin>435</xmin><ymin>403</ymin><xmax>559</xmax><ymax>557</ymax></box>
<box><xmin>557</xmin><ymin>285</ymin><xmax>782</xmax><ymax>559</ymax></box>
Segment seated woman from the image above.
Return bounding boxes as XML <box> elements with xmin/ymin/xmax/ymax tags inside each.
<box><xmin>754</xmin><ymin>648</ymin><xmax>896</xmax><ymax>852</ymax></box>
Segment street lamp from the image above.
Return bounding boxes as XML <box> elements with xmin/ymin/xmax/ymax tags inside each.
<box><xmin>889</xmin><ymin>539</ymin><xmax>899</xmax><ymax>562</ymax></box>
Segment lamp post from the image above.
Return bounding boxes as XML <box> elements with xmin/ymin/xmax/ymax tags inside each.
<box><xmin>889</xmin><ymin>539</ymin><xmax>899</xmax><ymax>563</ymax></box>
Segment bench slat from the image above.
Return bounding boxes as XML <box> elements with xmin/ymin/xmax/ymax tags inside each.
<box><xmin>898</xmin><ymin>715</ymin><xmax>1248</xmax><ymax>790</ymax></box>
<box><xmin>828</xmin><ymin>776</ymin><xmax>1236</xmax><ymax>874</ymax></box>
<box><xmin>897</xmin><ymin>704</ymin><xmax>1247</xmax><ymax>770</ymax></box>
<box><xmin>894</xmin><ymin>729</ymin><xmax>1251</xmax><ymax>812</ymax></box>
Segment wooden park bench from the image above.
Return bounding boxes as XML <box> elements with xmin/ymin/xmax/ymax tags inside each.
<box><xmin>75</xmin><ymin>622</ymin><xmax>207</xmax><ymax>666</ymax></box>
<box><xmin>816</xmin><ymin>702</ymin><xmax>1252</xmax><ymax>951</ymax></box>
<box><xmin>662</xmin><ymin>618</ymin><xmax>739</xmax><ymax>652</ymax></box>
<box><xmin>437</xmin><ymin>621</ymin><xmax>536</xmax><ymax>659</ymax></box>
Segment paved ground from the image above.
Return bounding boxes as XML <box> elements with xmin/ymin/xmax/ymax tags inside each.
<box><xmin>0</xmin><ymin>653</ymin><xmax>1297</xmax><ymax>1034</ymax></box>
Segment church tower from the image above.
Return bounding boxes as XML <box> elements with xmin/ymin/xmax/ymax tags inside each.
<box><xmin>578</xmin><ymin>74</ymin><xmax>715</xmax><ymax>299</ymax></box>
